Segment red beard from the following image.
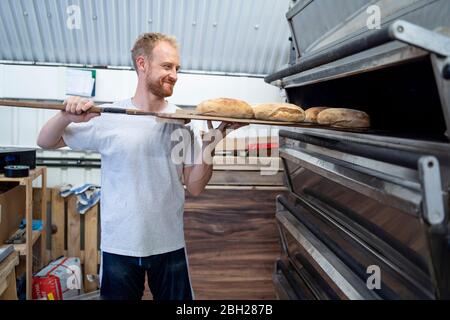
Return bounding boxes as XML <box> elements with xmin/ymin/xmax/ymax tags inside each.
<box><xmin>146</xmin><ymin>76</ymin><xmax>175</xmax><ymax>98</ymax></box>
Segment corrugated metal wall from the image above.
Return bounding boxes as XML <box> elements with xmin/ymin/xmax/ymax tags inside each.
<box><xmin>0</xmin><ymin>0</ymin><xmax>291</xmax><ymax>75</ymax></box>
<box><xmin>37</xmin><ymin>149</ymin><xmax>102</xmax><ymax>187</ymax></box>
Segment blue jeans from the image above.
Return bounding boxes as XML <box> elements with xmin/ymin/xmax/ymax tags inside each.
<box><xmin>100</xmin><ymin>248</ymin><xmax>193</xmax><ymax>300</ymax></box>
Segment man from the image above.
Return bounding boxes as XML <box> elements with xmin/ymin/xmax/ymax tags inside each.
<box><xmin>37</xmin><ymin>32</ymin><xmax>242</xmax><ymax>300</ymax></box>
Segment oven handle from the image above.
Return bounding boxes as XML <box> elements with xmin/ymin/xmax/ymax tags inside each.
<box><xmin>265</xmin><ymin>20</ymin><xmax>450</xmax><ymax>84</ymax></box>
<box><xmin>276</xmin><ymin>199</ymin><xmax>380</xmax><ymax>300</ymax></box>
<box><xmin>274</xmin><ymin>259</ymin><xmax>315</xmax><ymax>300</ymax></box>
<box><xmin>280</xmin><ymin>147</ymin><xmax>422</xmax><ymax>217</ymax></box>
<box><xmin>279</xmin><ymin>130</ymin><xmax>422</xmax><ymax>170</ymax></box>
<box><xmin>265</xmin><ymin>21</ymin><xmax>393</xmax><ymax>83</ymax></box>
<box><xmin>301</xmin><ymin>189</ymin><xmax>434</xmax><ymax>298</ymax></box>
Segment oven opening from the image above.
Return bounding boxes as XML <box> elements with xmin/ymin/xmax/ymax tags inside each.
<box><xmin>286</xmin><ymin>57</ymin><xmax>448</xmax><ymax>141</ymax></box>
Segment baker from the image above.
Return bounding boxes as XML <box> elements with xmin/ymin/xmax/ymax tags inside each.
<box><xmin>37</xmin><ymin>32</ymin><xmax>243</xmax><ymax>300</ymax></box>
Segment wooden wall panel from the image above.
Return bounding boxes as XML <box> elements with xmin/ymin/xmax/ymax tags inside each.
<box><xmin>51</xmin><ymin>189</ymin><xmax>65</xmax><ymax>260</ymax></box>
<box><xmin>67</xmin><ymin>196</ymin><xmax>80</xmax><ymax>258</ymax></box>
<box><xmin>183</xmin><ymin>189</ymin><xmax>284</xmax><ymax>300</ymax></box>
<box><xmin>83</xmin><ymin>206</ymin><xmax>99</xmax><ymax>292</ymax></box>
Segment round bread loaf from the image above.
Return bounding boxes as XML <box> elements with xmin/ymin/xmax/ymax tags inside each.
<box><xmin>317</xmin><ymin>108</ymin><xmax>370</xmax><ymax>128</ymax></box>
<box><xmin>252</xmin><ymin>103</ymin><xmax>305</xmax><ymax>122</ymax></box>
<box><xmin>196</xmin><ymin>98</ymin><xmax>254</xmax><ymax>119</ymax></box>
<box><xmin>305</xmin><ymin>107</ymin><xmax>329</xmax><ymax>123</ymax></box>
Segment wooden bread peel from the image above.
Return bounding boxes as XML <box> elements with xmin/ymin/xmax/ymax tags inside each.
<box><xmin>0</xmin><ymin>99</ymin><xmax>369</xmax><ymax>131</ymax></box>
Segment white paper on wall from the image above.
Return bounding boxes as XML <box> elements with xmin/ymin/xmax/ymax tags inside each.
<box><xmin>65</xmin><ymin>69</ymin><xmax>95</xmax><ymax>97</ymax></box>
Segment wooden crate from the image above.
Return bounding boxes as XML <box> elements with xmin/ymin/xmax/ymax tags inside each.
<box><xmin>34</xmin><ymin>188</ymin><xmax>100</xmax><ymax>293</ymax></box>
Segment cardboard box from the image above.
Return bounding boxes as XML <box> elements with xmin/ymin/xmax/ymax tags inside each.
<box><xmin>0</xmin><ymin>185</ymin><xmax>25</xmax><ymax>244</ymax></box>
<box><xmin>32</xmin><ymin>257</ymin><xmax>84</xmax><ymax>300</ymax></box>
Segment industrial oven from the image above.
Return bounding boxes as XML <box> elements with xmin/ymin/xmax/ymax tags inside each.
<box><xmin>266</xmin><ymin>0</ymin><xmax>450</xmax><ymax>299</ymax></box>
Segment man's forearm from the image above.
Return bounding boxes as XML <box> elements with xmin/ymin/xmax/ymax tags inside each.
<box><xmin>184</xmin><ymin>122</ymin><xmax>245</xmax><ymax>196</ymax></box>
<box><xmin>184</xmin><ymin>143</ymin><xmax>216</xmax><ymax>196</ymax></box>
<box><xmin>186</xmin><ymin>163</ymin><xmax>213</xmax><ymax>193</ymax></box>
<box><xmin>37</xmin><ymin>112</ymin><xmax>71</xmax><ymax>149</ymax></box>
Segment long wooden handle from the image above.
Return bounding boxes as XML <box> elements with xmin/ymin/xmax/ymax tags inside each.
<box><xmin>0</xmin><ymin>99</ymin><xmax>158</xmax><ymax>116</ymax></box>
<box><xmin>0</xmin><ymin>99</ymin><xmax>103</xmax><ymax>113</ymax></box>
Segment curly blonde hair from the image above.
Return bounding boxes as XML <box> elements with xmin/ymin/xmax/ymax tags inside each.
<box><xmin>131</xmin><ymin>32</ymin><xmax>179</xmax><ymax>71</ymax></box>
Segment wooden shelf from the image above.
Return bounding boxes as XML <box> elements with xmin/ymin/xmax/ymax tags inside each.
<box><xmin>0</xmin><ymin>250</ymin><xmax>19</xmax><ymax>299</ymax></box>
<box><xmin>0</xmin><ymin>230</ymin><xmax>42</xmax><ymax>256</ymax></box>
<box><xmin>0</xmin><ymin>230</ymin><xmax>41</xmax><ymax>256</ymax></box>
<box><xmin>0</xmin><ymin>167</ymin><xmax>44</xmax><ymax>185</ymax></box>
<box><xmin>0</xmin><ymin>250</ymin><xmax>19</xmax><ymax>279</ymax></box>
<box><xmin>0</xmin><ymin>166</ymin><xmax>47</xmax><ymax>300</ymax></box>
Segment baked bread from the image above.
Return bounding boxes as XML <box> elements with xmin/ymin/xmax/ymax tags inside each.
<box><xmin>317</xmin><ymin>108</ymin><xmax>370</xmax><ymax>128</ymax></box>
<box><xmin>252</xmin><ymin>103</ymin><xmax>305</xmax><ymax>122</ymax></box>
<box><xmin>196</xmin><ymin>98</ymin><xmax>254</xmax><ymax>119</ymax></box>
<box><xmin>305</xmin><ymin>107</ymin><xmax>329</xmax><ymax>123</ymax></box>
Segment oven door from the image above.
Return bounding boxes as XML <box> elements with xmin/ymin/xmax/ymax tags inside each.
<box><xmin>275</xmin><ymin>189</ymin><xmax>436</xmax><ymax>299</ymax></box>
<box><xmin>274</xmin><ymin>135</ymin><xmax>442</xmax><ymax>300</ymax></box>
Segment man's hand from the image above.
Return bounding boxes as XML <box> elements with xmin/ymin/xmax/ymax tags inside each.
<box><xmin>203</xmin><ymin>120</ymin><xmax>247</xmax><ymax>148</ymax></box>
<box><xmin>62</xmin><ymin>96</ymin><xmax>100</xmax><ymax>123</ymax></box>
<box><xmin>183</xmin><ymin>120</ymin><xmax>248</xmax><ymax>196</ymax></box>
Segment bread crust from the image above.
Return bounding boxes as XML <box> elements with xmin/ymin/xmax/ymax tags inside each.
<box><xmin>305</xmin><ymin>107</ymin><xmax>329</xmax><ymax>123</ymax></box>
<box><xmin>317</xmin><ymin>108</ymin><xmax>370</xmax><ymax>128</ymax></box>
<box><xmin>252</xmin><ymin>103</ymin><xmax>305</xmax><ymax>122</ymax></box>
<box><xmin>196</xmin><ymin>98</ymin><xmax>254</xmax><ymax>118</ymax></box>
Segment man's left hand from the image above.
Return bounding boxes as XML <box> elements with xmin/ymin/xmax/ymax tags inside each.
<box><xmin>205</xmin><ymin>120</ymin><xmax>247</xmax><ymax>142</ymax></box>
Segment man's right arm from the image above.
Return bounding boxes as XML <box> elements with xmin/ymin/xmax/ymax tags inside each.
<box><xmin>37</xmin><ymin>112</ymin><xmax>72</xmax><ymax>149</ymax></box>
<box><xmin>37</xmin><ymin>96</ymin><xmax>100</xmax><ymax>149</ymax></box>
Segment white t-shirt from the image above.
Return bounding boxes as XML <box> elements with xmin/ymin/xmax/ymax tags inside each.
<box><xmin>63</xmin><ymin>99</ymin><xmax>202</xmax><ymax>257</ymax></box>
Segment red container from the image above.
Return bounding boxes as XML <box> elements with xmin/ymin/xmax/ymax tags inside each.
<box><xmin>32</xmin><ymin>275</ymin><xmax>63</xmax><ymax>300</ymax></box>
